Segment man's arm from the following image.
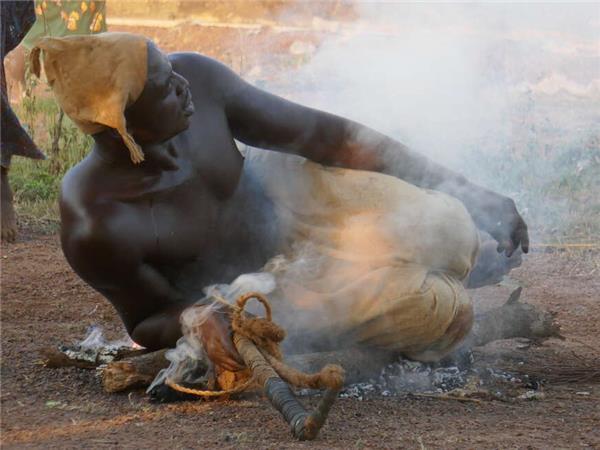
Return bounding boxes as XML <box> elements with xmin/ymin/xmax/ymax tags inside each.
<box><xmin>181</xmin><ymin>53</ymin><xmax>528</xmax><ymax>255</ymax></box>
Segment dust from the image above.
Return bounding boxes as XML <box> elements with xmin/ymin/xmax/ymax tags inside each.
<box><xmin>282</xmin><ymin>2</ymin><xmax>600</xmax><ymax>240</ymax></box>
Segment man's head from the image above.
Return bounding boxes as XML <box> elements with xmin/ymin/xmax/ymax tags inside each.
<box><xmin>125</xmin><ymin>42</ymin><xmax>194</xmax><ymax>144</ymax></box>
<box><xmin>31</xmin><ymin>32</ymin><xmax>193</xmax><ymax>163</ymax></box>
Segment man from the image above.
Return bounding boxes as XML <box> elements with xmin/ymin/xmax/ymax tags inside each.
<box><xmin>1</xmin><ymin>0</ymin><xmax>45</xmax><ymax>242</ymax></box>
<box><xmin>1</xmin><ymin>0</ymin><xmax>107</xmax><ymax>242</ymax></box>
<box><xmin>32</xmin><ymin>33</ymin><xmax>528</xmax><ymax>374</ymax></box>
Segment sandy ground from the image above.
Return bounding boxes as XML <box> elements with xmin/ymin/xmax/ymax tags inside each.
<box><xmin>1</xmin><ymin>230</ymin><xmax>599</xmax><ymax>449</ymax></box>
<box><xmin>2</xmin><ymin>8</ymin><xmax>599</xmax><ymax>448</ymax></box>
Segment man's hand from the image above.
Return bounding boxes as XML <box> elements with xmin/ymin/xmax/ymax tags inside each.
<box><xmin>471</xmin><ymin>191</ymin><xmax>529</xmax><ymax>257</ymax></box>
<box><xmin>195</xmin><ymin>304</ymin><xmax>245</xmax><ymax>372</ymax></box>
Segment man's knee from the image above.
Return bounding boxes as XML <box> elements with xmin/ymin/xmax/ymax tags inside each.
<box><xmin>130</xmin><ymin>309</ymin><xmax>183</xmax><ymax>350</ymax></box>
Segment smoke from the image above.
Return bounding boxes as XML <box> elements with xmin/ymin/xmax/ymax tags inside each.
<box><xmin>279</xmin><ymin>2</ymin><xmax>600</xmax><ymax>240</ymax></box>
<box><xmin>150</xmin><ymin>3</ymin><xmax>598</xmax><ymax>388</ymax></box>
<box><xmin>79</xmin><ymin>325</ymin><xmax>137</xmax><ymax>350</ymax></box>
<box><xmin>148</xmin><ymin>271</ymin><xmax>278</xmax><ymax>390</ymax></box>
<box><xmin>147</xmin><ymin>304</ymin><xmax>213</xmax><ymax>392</ymax></box>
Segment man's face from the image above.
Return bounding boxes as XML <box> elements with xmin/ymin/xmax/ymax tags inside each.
<box><xmin>126</xmin><ymin>43</ymin><xmax>195</xmax><ymax>143</ymax></box>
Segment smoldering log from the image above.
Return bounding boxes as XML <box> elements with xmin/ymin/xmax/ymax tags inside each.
<box><xmin>97</xmin><ymin>291</ymin><xmax>560</xmax><ymax>389</ymax></box>
<box><xmin>467</xmin><ymin>287</ymin><xmax>563</xmax><ymax>347</ymax></box>
<box><xmin>232</xmin><ymin>333</ymin><xmax>343</xmax><ymax>441</ymax></box>
<box><xmin>102</xmin><ymin>349</ymin><xmax>169</xmax><ymax>393</ymax></box>
<box><xmin>102</xmin><ymin>347</ymin><xmax>370</xmax><ymax>396</ymax></box>
<box><xmin>39</xmin><ymin>345</ymin><xmax>169</xmax><ymax>392</ymax></box>
<box><xmin>40</xmin><ymin>348</ymin><xmax>100</xmax><ymax>369</ymax></box>
<box><xmin>40</xmin><ymin>345</ymin><xmax>147</xmax><ymax>369</ymax></box>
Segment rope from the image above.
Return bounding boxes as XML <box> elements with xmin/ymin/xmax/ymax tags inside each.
<box><xmin>166</xmin><ymin>292</ymin><xmax>344</xmax><ymax>440</ymax></box>
<box><xmin>165</xmin><ymin>377</ymin><xmax>254</xmax><ymax>397</ymax></box>
<box><xmin>167</xmin><ymin>292</ymin><xmax>344</xmax><ymax>396</ymax></box>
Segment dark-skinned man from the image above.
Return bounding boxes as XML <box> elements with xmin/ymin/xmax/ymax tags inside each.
<box><xmin>31</xmin><ymin>33</ymin><xmax>528</xmax><ymax>376</ymax></box>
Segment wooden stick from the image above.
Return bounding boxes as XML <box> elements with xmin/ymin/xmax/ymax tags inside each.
<box><xmin>468</xmin><ymin>287</ymin><xmax>563</xmax><ymax>348</ymax></box>
<box><xmin>102</xmin><ymin>349</ymin><xmax>169</xmax><ymax>393</ymax></box>
<box><xmin>233</xmin><ymin>334</ymin><xmax>341</xmax><ymax>441</ymax></box>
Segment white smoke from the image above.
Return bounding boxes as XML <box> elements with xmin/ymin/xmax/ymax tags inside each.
<box><xmin>148</xmin><ymin>271</ymin><xmax>277</xmax><ymax>390</ymax></box>
<box><xmin>79</xmin><ymin>325</ymin><xmax>137</xmax><ymax>350</ymax></box>
<box><xmin>277</xmin><ymin>2</ymin><xmax>600</xmax><ymax>239</ymax></box>
<box><xmin>288</xmin><ymin>3</ymin><xmax>599</xmax><ymax>152</ymax></box>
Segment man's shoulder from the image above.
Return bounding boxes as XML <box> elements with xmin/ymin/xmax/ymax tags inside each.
<box><xmin>60</xmin><ymin>156</ymin><xmax>111</xmax><ymax>220</ymax></box>
<box><xmin>60</xmin><ymin>160</ymin><xmax>133</xmax><ymax>253</ymax></box>
<box><xmin>168</xmin><ymin>51</ymin><xmax>217</xmax><ymax>68</ymax></box>
<box><xmin>168</xmin><ymin>52</ymin><xmax>227</xmax><ymax>82</ymax></box>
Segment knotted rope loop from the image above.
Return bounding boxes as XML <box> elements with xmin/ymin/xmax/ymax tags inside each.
<box><xmin>166</xmin><ymin>292</ymin><xmax>344</xmax><ymax>440</ymax></box>
<box><xmin>232</xmin><ymin>292</ymin><xmax>285</xmax><ymax>360</ymax></box>
<box><xmin>236</xmin><ymin>292</ymin><xmax>273</xmax><ymax>321</ymax></box>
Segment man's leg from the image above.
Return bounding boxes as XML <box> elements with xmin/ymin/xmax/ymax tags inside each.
<box><xmin>342</xmin><ymin>269</ymin><xmax>475</xmax><ymax>362</ymax></box>
<box><xmin>1</xmin><ymin>167</ymin><xmax>17</xmax><ymax>242</ymax></box>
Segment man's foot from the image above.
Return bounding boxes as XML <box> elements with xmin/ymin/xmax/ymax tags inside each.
<box><xmin>466</xmin><ymin>239</ymin><xmax>522</xmax><ymax>288</ymax></box>
<box><xmin>1</xmin><ymin>168</ymin><xmax>17</xmax><ymax>243</ymax></box>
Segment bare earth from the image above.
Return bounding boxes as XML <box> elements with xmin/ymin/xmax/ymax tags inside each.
<box><xmin>2</xmin><ymin>8</ymin><xmax>600</xmax><ymax>448</ymax></box>
<box><xmin>1</xmin><ymin>230</ymin><xmax>599</xmax><ymax>449</ymax></box>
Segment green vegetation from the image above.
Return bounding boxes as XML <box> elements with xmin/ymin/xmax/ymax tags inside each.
<box><xmin>467</xmin><ymin>133</ymin><xmax>600</xmax><ymax>243</ymax></box>
<box><xmin>10</xmin><ymin>83</ymin><xmax>91</xmax><ymax>232</ymax></box>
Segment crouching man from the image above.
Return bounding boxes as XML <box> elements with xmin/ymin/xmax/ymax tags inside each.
<box><xmin>32</xmin><ymin>33</ymin><xmax>528</xmax><ymax>376</ymax></box>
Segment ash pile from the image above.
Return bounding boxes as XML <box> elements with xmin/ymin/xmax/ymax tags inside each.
<box><xmin>300</xmin><ymin>351</ymin><xmax>542</xmax><ymax>402</ymax></box>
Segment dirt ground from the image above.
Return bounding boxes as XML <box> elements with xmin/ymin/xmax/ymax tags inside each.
<box><xmin>1</xmin><ymin>230</ymin><xmax>599</xmax><ymax>449</ymax></box>
<box><xmin>2</xmin><ymin>8</ymin><xmax>599</xmax><ymax>449</ymax></box>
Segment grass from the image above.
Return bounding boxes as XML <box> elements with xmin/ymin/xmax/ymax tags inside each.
<box><xmin>9</xmin><ymin>88</ymin><xmax>600</xmax><ymax>244</ymax></box>
<box><xmin>466</xmin><ymin>133</ymin><xmax>600</xmax><ymax>244</ymax></box>
<box><xmin>10</xmin><ymin>84</ymin><xmax>91</xmax><ymax>232</ymax></box>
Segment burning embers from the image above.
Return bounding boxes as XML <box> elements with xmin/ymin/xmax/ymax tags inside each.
<box><xmin>299</xmin><ymin>352</ymin><xmax>543</xmax><ymax>403</ymax></box>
